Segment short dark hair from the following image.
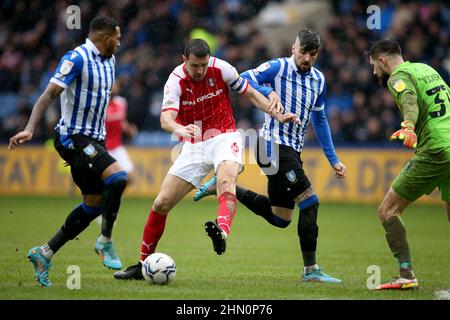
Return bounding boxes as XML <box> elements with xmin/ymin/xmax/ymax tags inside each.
<box><xmin>184</xmin><ymin>39</ymin><xmax>210</xmax><ymax>58</ymax></box>
<box><xmin>369</xmin><ymin>39</ymin><xmax>402</xmax><ymax>58</ymax></box>
<box><xmin>89</xmin><ymin>16</ymin><xmax>118</xmax><ymax>35</ymax></box>
<box><xmin>297</xmin><ymin>29</ymin><xmax>322</xmax><ymax>52</ymax></box>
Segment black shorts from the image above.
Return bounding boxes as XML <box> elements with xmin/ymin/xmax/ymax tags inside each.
<box><xmin>255</xmin><ymin>137</ymin><xmax>311</xmax><ymax>209</ymax></box>
<box><xmin>54</xmin><ymin>132</ymin><xmax>116</xmax><ymax>195</ymax></box>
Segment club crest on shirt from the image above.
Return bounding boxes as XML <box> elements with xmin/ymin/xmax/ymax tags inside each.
<box><xmin>83</xmin><ymin>144</ymin><xmax>98</xmax><ymax>158</ymax></box>
<box><xmin>60</xmin><ymin>60</ymin><xmax>74</xmax><ymax>75</ymax></box>
<box><xmin>208</xmin><ymin>78</ymin><xmax>215</xmax><ymax>87</ymax></box>
<box><xmin>230</xmin><ymin>142</ymin><xmax>239</xmax><ymax>155</ymax></box>
<box><xmin>286</xmin><ymin>170</ymin><xmax>297</xmax><ymax>183</ymax></box>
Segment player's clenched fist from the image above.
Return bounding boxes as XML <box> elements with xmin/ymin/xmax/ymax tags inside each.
<box><xmin>332</xmin><ymin>162</ymin><xmax>346</xmax><ymax>179</ymax></box>
<box><xmin>175</xmin><ymin>124</ymin><xmax>202</xmax><ymax>140</ymax></box>
<box><xmin>268</xmin><ymin>91</ymin><xmax>284</xmax><ymax>114</ymax></box>
<box><xmin>389</xmin><ymin>120</ymin><xmax>417</xmax><ymax>149</ymax></box>
<box><xmin>272</xmin><ymin>111</ymin><xmax>301</xmax><ymax>124</ymax></box>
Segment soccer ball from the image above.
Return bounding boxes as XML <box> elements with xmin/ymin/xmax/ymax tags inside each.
<box><xmin>141</xmin><ymin>253</ymin><xmax>176</xmax><ymax>285</ymax></box>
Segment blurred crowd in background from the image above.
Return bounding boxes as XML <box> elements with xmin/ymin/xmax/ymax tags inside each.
<box><xmin>1</xmin><ymin>0</ymin><xmax>449</xmax><ymax>147</ymax></box>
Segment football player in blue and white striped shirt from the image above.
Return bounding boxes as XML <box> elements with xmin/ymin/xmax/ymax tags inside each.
<box><xmin>194</xmin><ymin>29</ymin><xmax>346</xmax><ymax>283</ymax></box>
<box><xmin>9</xmin><ymin>16</ymin><xmax>127</xmax><ymax>287</ymax></box>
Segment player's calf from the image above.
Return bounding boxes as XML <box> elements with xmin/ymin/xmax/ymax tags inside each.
<box><xmin>237</xmin><ymin>186</ymin><xmax>291</xmax><ymax>228</ymax></box>
<box><xmin>62</xmin><ymin>203</ymin><xmax>103</xmax><ymax>240</ymax></box>
<box><xmin>297</xmin><ymin>195</ymin><xmax>319</xmax><ymax>268</ymax></box>
<box><xmin>101</xmin><ymin>171</ymin><xmax>127</xmax><ymax>238</ymax></box>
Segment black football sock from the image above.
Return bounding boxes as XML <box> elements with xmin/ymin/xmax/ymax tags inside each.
<box><xmin>48</xmin><ymin>203</ymin><xmax>100</xmax><ymax>254</ymax></box>
<box><xmin>236</xmin><ymin>186</ymin><xmax>290</xmax><ymax>228</ymax></box>
<box><xmin>101</xmin><ymin>172</ymin><xmax>127</xmax><ymax>238</ymax></box>
<box><xmin>298</xmin><ymin>203</ymin><xmax>319</xmax><ymax>267</ymax></box>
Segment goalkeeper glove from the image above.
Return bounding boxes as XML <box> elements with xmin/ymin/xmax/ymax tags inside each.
<box><xmin>389</xmin><ymin>120</ymin><xmax>417</xmax><ymax>148</ymax></box>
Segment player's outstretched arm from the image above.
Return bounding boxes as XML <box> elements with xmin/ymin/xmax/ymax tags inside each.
<box><xmin>311</xmin><ymin>109</ymin><xmax>345</xmax><ymax>178</ymax></box>
<box><xmin>8</xmin><ymin>83</ymin><xmax>63</xmax><ymax>150</ymax></box>
<box><xmin>242</xmin><ymin>86</ymin><xmax>299</xmax><ymax>124</ymax></box>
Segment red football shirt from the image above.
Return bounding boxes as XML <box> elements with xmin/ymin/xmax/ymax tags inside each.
<box><xmin>161</xmin><ymin>57</ymin><xmax>249</xmax><ymax>142</ymax></box>
<box><xmin>105</xmin><ymin>96</ymin><xmax>127</xmax><ymax>150</ymax></box>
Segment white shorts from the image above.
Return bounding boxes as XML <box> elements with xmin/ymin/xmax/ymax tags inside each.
<box><xmin>168</xmin><ymin>131</ymin><xmax>243</xmax><ymax>188</ymax></box>
<box><xmin>108</xmin><ymin>145</ymin><xmax>134</xmax><ymax>173</ymax></box>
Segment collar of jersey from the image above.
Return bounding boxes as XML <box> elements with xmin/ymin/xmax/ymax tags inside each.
<box><xmin>85</xmin><ymin>38</ymin><xmax>101</xmax><ymax>56</ymax></box>
<box><xmin>393</xmin><ymin>61</ymin><xmax>410</xmax><ymax>73</ymax></box>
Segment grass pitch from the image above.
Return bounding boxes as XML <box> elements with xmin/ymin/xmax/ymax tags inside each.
<box><xmin>0</xmin><ymin>196</ymin><xmax>449</xmax><ymax>300</ymax></box>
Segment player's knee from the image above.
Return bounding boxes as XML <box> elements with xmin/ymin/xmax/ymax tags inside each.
<box><xmin>378</xmin><ymin>203</ymin><xmax>394</xmax><ymax>223</ymax></box>
<box><xmin>125</xmin><ymin>171</ymin><xmax>134</xmax><ymax>186</ymax></box>
<box><xmin>272</xmin><ymin>208</ymin><xmax>293</xmax><ymax>228</ymax></box>
<box><xmin>153</xmin><ymin>195</ymin><xmax>173</xmax><ymax>214</ymax></box>
<box><xmin>273</xmin><ymin>215</ymin><xmax>291</xmax><ymax>228</ymax></box>
<box><xmin>104</xmin><ymin>171</ymin><xmax>128</xmax><ymax>194</ymax></box>
<box><xmin>294</xmin><ymin>186</ymin><xmax>317</xmax><ymax>204</ymax></box>
<box><xmin>217</xmin><ymin>176</ymin><xmax>235</xmax><ymax>193</ymax></box>
<box><xmin>298</xmin><ymin>194</ymin><xmax>319</xmax><ymax>211</ymax></box>
<box><xmin>377</xmin><ymin>204</ymin><xmax>385</xmax><ymax>221</ymax></box>
<box><xmin>297</xmin><ymin>195</ymin><xmax>319</xmax><ymax>238</ymax></box>
<box><xmin>101</xmin><ymin>172</ymin><xmax>127</xmax><ymax>220</ymax></box>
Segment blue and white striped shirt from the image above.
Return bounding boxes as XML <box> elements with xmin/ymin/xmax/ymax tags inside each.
<box><xmin>242</xmin><ymin>56</ymin><xmax>339</xmax><ymax>165</ymax></box>
<box><xmin>50</xmin><ymin>38</ymin><xmax>115</xmax><ymax>141</ymax></box>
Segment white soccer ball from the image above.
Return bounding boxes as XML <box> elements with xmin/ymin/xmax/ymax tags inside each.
<box><xmin>141</xmin><ymin>253</ymin><xmax>176</xmax><ymax>285</ymax></box>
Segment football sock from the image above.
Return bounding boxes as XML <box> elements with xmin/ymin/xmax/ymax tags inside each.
<box><xmin>99</xmin><ymin>235</ymin><xmax>112</xmax><ymax>243</ymax></box>
<box><xmin>302</xmin><ymin>252</ymin><xmax>317</xmax><ymax>270</ymax></box>
<box><xmin>297</xmin><ymin>202</ymin><xmax>319</xmax><ymax>267</ymax></box>
<box><xmin>140</xmin><ymin>209</ymin><xmax>167</xmax><ymax>262</ymax></box>
<box><xmin>47</xmin><ymin>229</ymin><xmax>69</xmax><ymax>255</ymax></box>
<box><xmin>101</xmin><ymin>172</ymin><xmax>127</xmax><ymax>238</ymax></box>
<box><xmin>40</xmin><ymin>243</ymin><xmax>54</xmax><ymax>260</ymax></box>
<box><xmin>382</xmin><ymin>215</ymin><xmax>413</xmax><ymax>276</ymax></box>
<box><xmin>217</xmin><ymin>192</ymin><xmax>237</xmax><ymax>235</ymax></box>
<box><xmin>48</xmin><ymin>203</ymin><xmax>101</xmax><ymax>254</ymax></box>
<box><xmin>304</xmin><ymin>264</ymin><xmax>319</xmax><ymax>274</ymax></box>
<box><xmin>236</xmin><ymin>186</ymin><xmax>291</xmax><ymax>228</ymax></box>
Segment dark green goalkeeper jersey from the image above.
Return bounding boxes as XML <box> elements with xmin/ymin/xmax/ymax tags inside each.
<box><xmin>387</xmin><ymin>61</ymin><xmax>450</xmax><ymax>151</ymax></box>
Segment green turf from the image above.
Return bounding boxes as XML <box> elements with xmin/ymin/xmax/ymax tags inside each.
<box><xmin>0</xmin><ymin>196</ymin><xmax>449</xmax><ymax>300</ymax></box>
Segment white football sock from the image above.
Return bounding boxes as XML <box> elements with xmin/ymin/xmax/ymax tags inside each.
<box><xmin>304</xmin><ymin>264</ymin><xmax>319</xmax><ymax>274</ymax></box>
<box><xmin>99</xmin><ymin>234</ymin><xmax>112</xmax><ymax>243</ymax></box>
<box><xmin>40</xmin><ymin>243</ymin><xmax>54</xmax><ymax>260</ymax></box>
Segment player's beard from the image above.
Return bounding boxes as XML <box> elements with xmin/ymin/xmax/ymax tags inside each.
<box><xmin>378</xmin><ymin>73</ymin><xmax>389</xmax><ymax>87</ymax></box>
<box><xmin>300</xmin><ymin>64</ymin><xmax>311</xmax><ymax>72</ymax></box>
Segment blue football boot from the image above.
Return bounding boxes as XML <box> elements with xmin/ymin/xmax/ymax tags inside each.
<box><xmin>95</xmin><ymin>237</ymin><xmax>122</xmax><ymax>270</ymax></box>
<box><xmin>302</xmin><ymin>266</ymin><xmax>342</xmax><ymax>283</ymax></box>
<box><xmin>193</xmin><ymin>176</ymin><xmax>217</xmax><ymax>201</ymax></box>
<box><xmin>27</xmin><ymin>246</ymin><xmax>52</xmax><ymax>287</ymax></box>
